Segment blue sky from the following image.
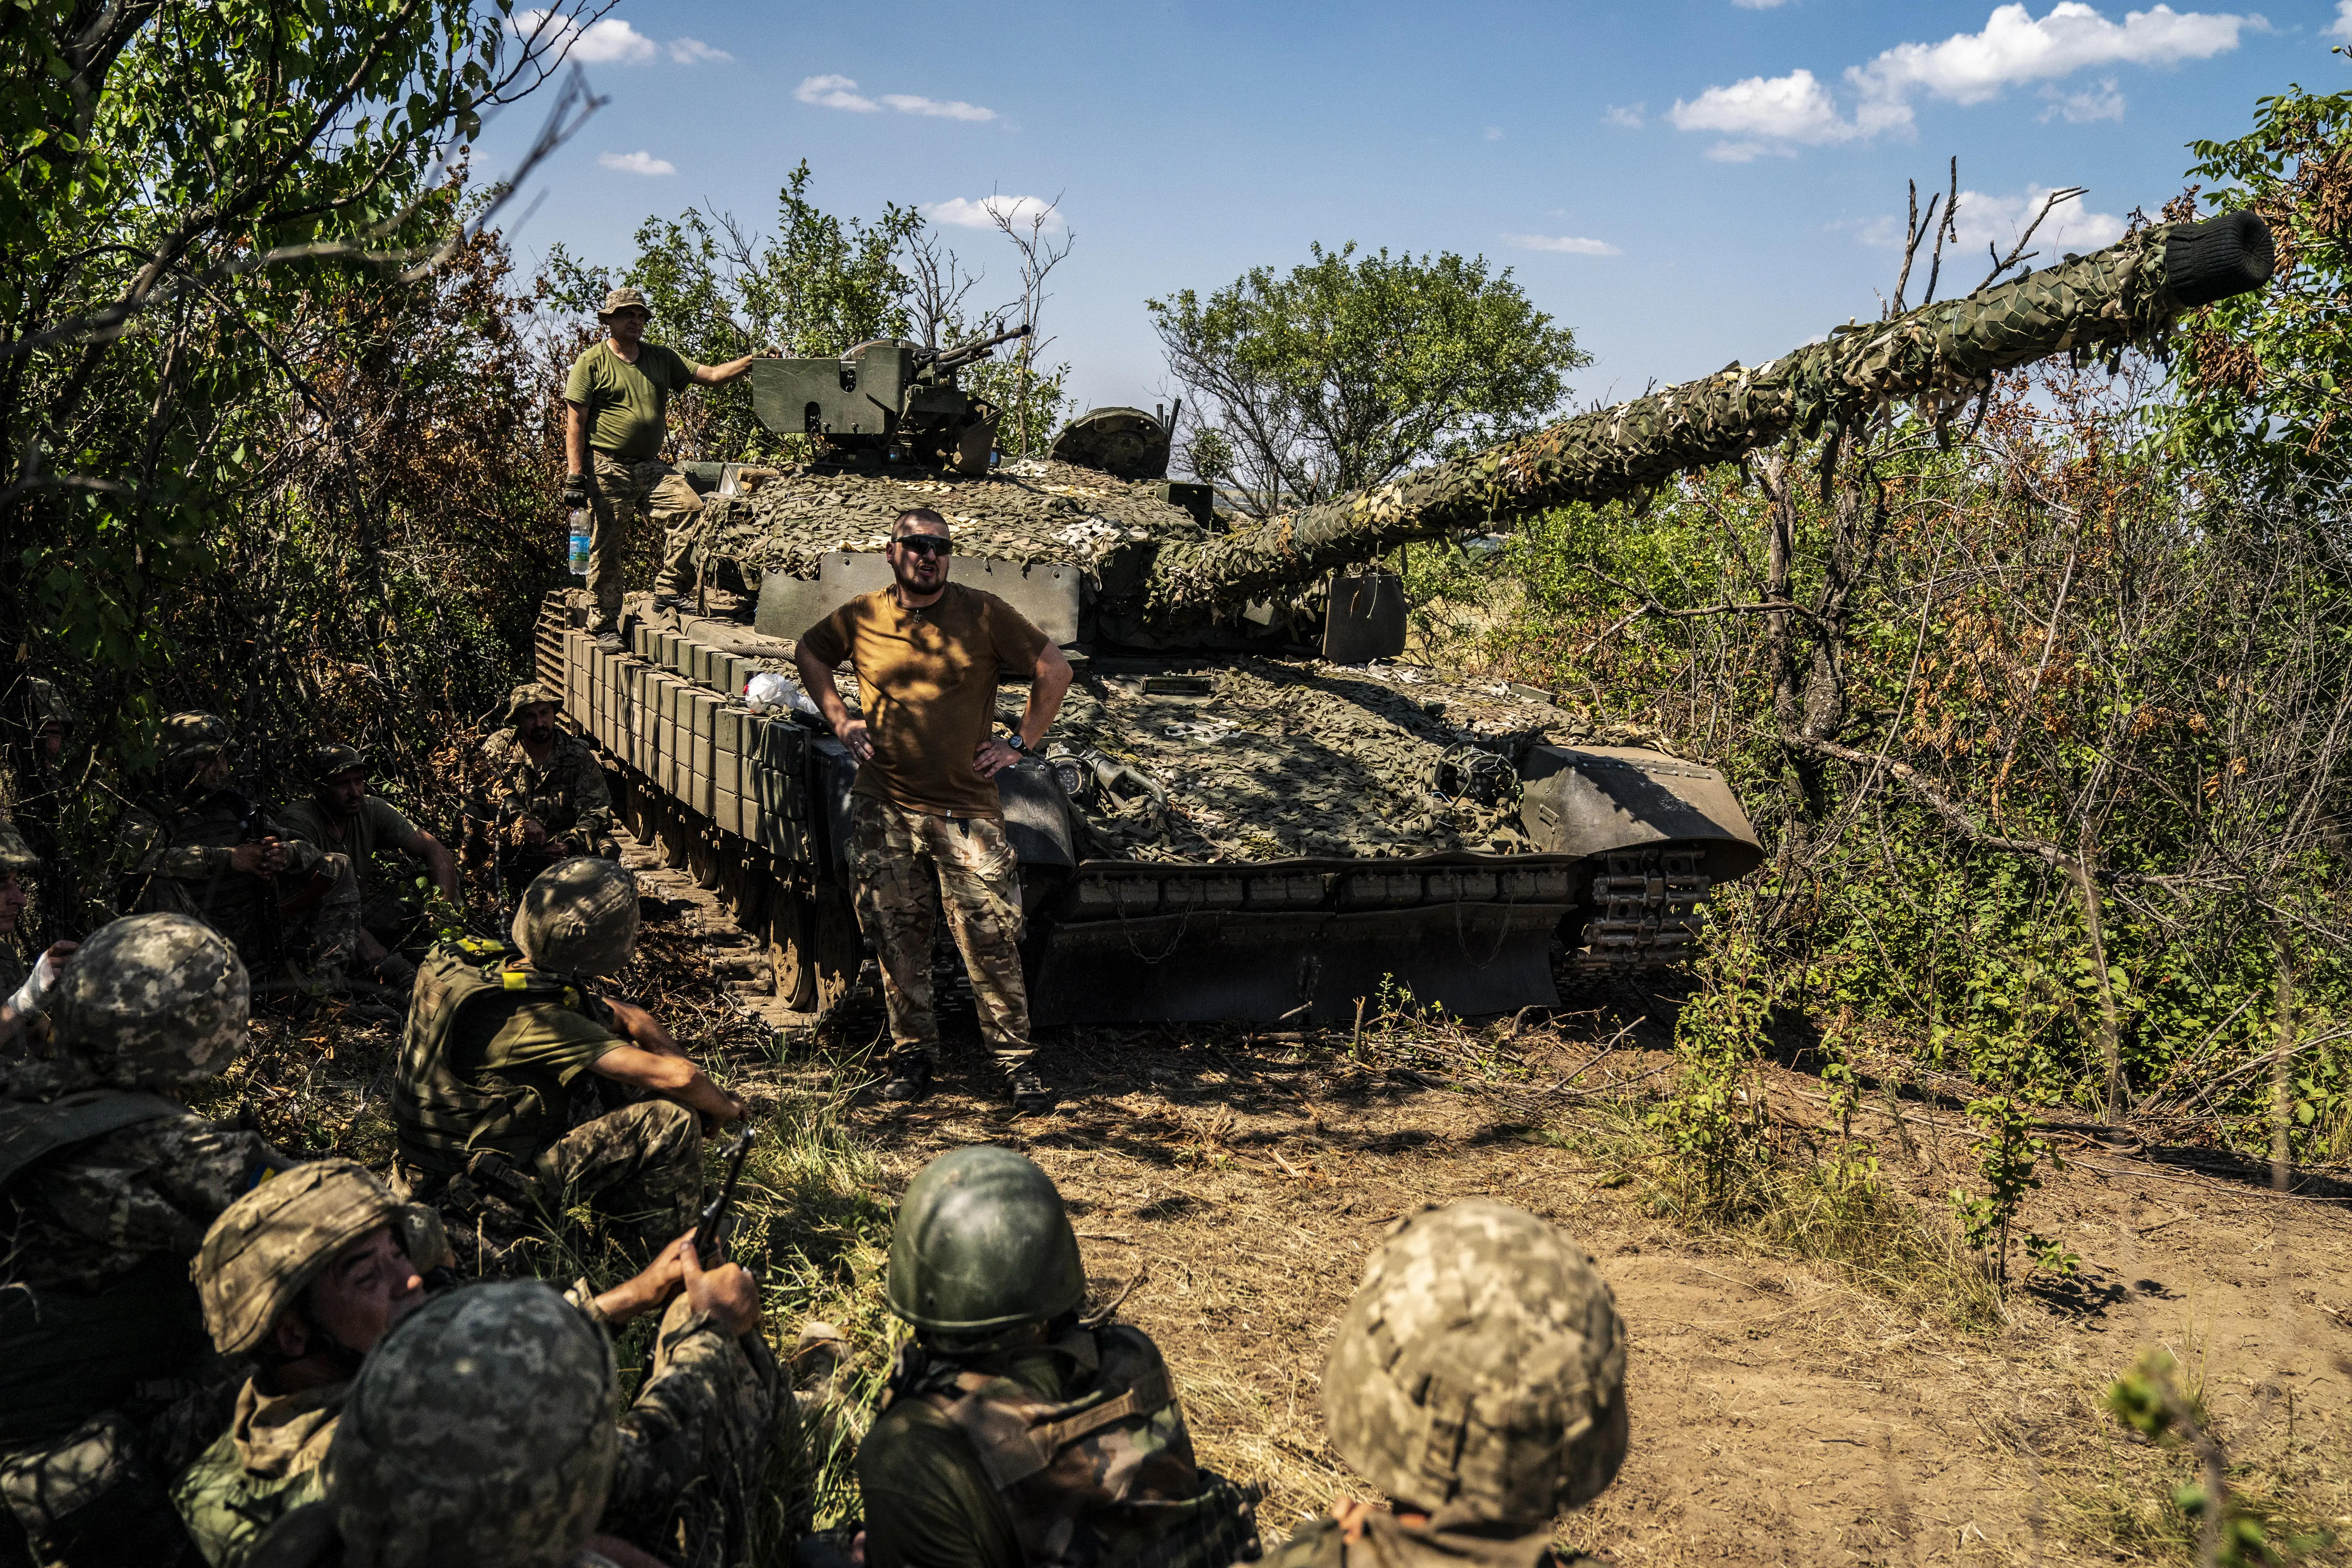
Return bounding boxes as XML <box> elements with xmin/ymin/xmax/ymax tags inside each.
<box><xmin>478</xmin><ymin>1</ymin><xmax>2351</xmax><ymax>418</ymax></box>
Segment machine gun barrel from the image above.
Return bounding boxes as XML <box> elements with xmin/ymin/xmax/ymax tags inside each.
<box><xmin>1139</xmin><ymin>212</ymin><xmax>2275</xmax><ymax>622</ymax></box>
<box><xmin>924</xmin><ymin>321</ymin><xmax>1032</xmax><ymax>372</ymax></box>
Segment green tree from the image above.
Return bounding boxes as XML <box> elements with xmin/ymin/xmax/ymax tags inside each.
<box><xmin>2163</xmin><ymin>81</ymin><xmax>2352</xmax><ymax>494</ymax></box>
<box><xmin>1147</xmin><ymin>243</ymin><xmax>1586</xmax><ymax>515</ymax></box>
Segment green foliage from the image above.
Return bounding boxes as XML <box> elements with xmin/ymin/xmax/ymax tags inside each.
<box><xmin>2165</xmin><ymin>84</ymin><xmax>2352</xmax><ymax>493</ymax></box>
<box><xmin>1148</xmin><ymin>242</ymin><xmax>1585</xmax><ymax>513</ymax></box>
<box><xmin>2106</xmin><ymin>1350</ymin><xmax>2296</xmax><ymax>1568</ymax></box>
<box><xmin>1653</xmin><ymin>925</ymin><xmax>1775</xmax><ymax>1211</ymax></box>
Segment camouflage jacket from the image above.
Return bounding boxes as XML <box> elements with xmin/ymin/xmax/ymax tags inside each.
<box><xmin>465</xmin><ymin>731</ymin><xmax>617</xmax><ymax>855</ymax></box>
<box><xmin>1256</xmin><ymin>1512</ymin><xmax>1577</xmax><ymax>1568</ymax></box>
<box><xmin>2</xmin><ymin>1108</ymin><xmax>279</xmax><ymax>1292</ymax></box>
<box><xmin>111</xmin><ymin>787</ymin><xmax>326</xmax><ymax>932</ymax></box>
<box><xmin>172</xmin><ymin>1377</ymin><xmax>342</xmax><ymax>1568</ymax></box>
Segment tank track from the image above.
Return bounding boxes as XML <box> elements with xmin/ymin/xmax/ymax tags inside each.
<box><xmin>1572</xmin><ymin>847</ymin><xmax>1711</xmax><ymax>970</ymax></box>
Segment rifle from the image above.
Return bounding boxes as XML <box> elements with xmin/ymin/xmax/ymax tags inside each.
<box><xmin>236</xmin><ymin>790</ymin><xmax>290</xmax><ymax>978</ymax></box>
<box><xmin>692</xmin><ymin>1127</ymin><xmax>755</xmax><ymax>1264</ymax></box>
<box><xmin>918</xmin><ymin>321</ymin><xmax>1031</xmax><ymax>374</ymax></box>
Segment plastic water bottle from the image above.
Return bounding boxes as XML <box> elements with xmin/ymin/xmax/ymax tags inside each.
<box><xmin>567</xmin><ymin>508</ymin><xmax>591</xmax><ymax>576</ymax></box>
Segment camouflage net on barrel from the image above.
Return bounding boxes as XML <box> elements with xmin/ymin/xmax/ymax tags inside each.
<box><xmin>1141</xmin><ymin>222</ymin><xmax>2190</xmax><ymax>621</ymax></box>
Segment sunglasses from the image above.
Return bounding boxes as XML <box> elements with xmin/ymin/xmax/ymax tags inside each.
<box><xmin>894</xmin><ymin>535</ymin><xmax>952</xmax><ymax>558</ymax></box>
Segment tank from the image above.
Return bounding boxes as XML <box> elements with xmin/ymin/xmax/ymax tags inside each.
<box><xmin>533</xmin><ymin>212</ymin><xmax>2273</xmax><ymax>1024</ymax></box>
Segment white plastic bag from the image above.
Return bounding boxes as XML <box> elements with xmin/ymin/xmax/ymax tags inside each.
<box><xmin>744</xmin><ymin>670</ymin><xmax>821</xmax><ymax>718</ymax></box>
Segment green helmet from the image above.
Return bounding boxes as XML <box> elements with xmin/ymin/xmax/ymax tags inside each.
<box><xmin>194</xmin><ymin>1158</ymin><xmax>449</xmax><ymax>1356</ymax></box>
<box><xmin>886</xmin><ymin>1145</ymin><xmax>1086</xmax><ymax>1335</ymax></box>
<box><xmin>323</xmin><ymin>1280</ymin><xmax>617</xmax><ymax>1568</ymax></box>
<box><xmin>503</xmin><ymin>682</ymin><xmax>561</xmax><ymax>727</ymax></box>
<box><xmin>1321</xmin><ymin>1200</ymin><xmax>1627</xmax><ymax>1530</ymax></box>
<box><xmin>51</xmin><ymin>913</ymin><xmax>249</xmax><ymax>1090</ymax></box>
<box><xmin>509</xmin><ymin>856</ymin><xmax>638</xmax><ymax>977</ymax></box>
<box><xmin>156</xmin><ymin>711</ymin><xmax>234</xmax><ymax>774</ymax></box>
<box><xmin>0</xmin><ymin>816</ymin><xmax>37</xmax><ymax>876</ymax></box>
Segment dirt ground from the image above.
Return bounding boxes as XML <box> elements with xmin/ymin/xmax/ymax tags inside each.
<box><xmin>797</xmin><ymin>968</ymin><xmax>2352</xmax><ymax>1568</ymax></box>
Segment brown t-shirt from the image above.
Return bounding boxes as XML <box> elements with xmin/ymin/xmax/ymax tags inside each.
<box><xmin>799</xmin><ymin>583</ymin><xmax>1049</xmax><ymax>820</ymax></box>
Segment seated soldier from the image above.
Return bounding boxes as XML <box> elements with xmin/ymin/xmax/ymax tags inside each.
<box><xmin>1259</xmin><ymin>1199</ymin><xmax>1629</xmax><ymax>1568</ymax></box>
<box><xmin>1</xmin><ymin>817</ymin><xmax>77</xmax><ymax>1047</ymax></box>
<box><xmin>178</xmin><ymin>1161</ymin><xmax>778</xmax><ymax>1568</ymax></box>
<box><xmin>110</xmin><ymin>713</ymin><xmax>358</xmax><ymax>995</ymax></box>
<box><xmin>277</xmin><ymin>743</ymin><xmax>462</xmax><ymax>992</ymax></box>
<box><xmin>465</xmin><ymin>683</ymin><xmax>618</xmax><ymax>903</ymax></box>
<box><xmin>245</xmin><ymin>1280</ymin><xmax>671</xmax><ymax>1568</ymax></box>
<box><xmin>391</xmin><ymin>856</ymin><xmax>743</xmax><ymax>1261</ymax></box>
<box><xmin>850</xmin><ymin>1145</ymin><xmax>1261</xmax><ymax>1568</ymax></box>
<box><xmin>0</xmin><ymin>914</ymin><xmax>289</xmax><ymax>1567</ymax></box>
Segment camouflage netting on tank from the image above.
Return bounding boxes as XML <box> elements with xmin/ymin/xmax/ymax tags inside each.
<box><xmin>1020</xmin><ymin>661</ymin><xmax>1672</xmax><ymax>863</ymax></box>
<box><xmin>1142</xmin><ymin>223</ymin><xmax>2193</xmax><ymax>621</ymax></box>
<box><xmin>703</xmin><ymin>457</ymin><xmax>1205</xmax><ymax>583</ymax></box>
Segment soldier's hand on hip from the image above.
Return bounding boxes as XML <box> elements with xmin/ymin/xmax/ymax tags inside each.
<box><xmin>837</xmin><ymin>718</ymin><xmax>873</xmax><ymax>764</ymax></box>
<box><xmin>973</xmin><ymin>737</ymin><xmax>1020</xmax><ymax>779</ymax></box>
<box><xmin>561</xmin><ymin>471</ymin><xmax>587</xmax><ymax>509</ymax></box>
<box><xmin>230</xmin><ymin>838</ymin><xmax>288</xmax><ymax>877</ymax></box>
<box><xmin>679</xmin><ymin>1242</ymin><xmax>762</xmax><ymax>1338</ymax></box>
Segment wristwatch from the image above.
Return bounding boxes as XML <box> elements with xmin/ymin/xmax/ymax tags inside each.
<box><xmin>1003</xmin><ymin>732</ymin><xmax>1029</xmax><ymax>755</ymax></box>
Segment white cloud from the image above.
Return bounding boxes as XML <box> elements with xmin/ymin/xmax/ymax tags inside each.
<box><xmin>597</xmin><ymin>150</ymin><xmax>676</xmax><ymax>176</ymax></box>
<box><xmin>795</xmin><ymin>73</ymin><xmax>878</xmax><ymax>111</ymax></box>
<box><xmin>1850</xmin><ymin>184</ymin><xmax>2125</xmax><ymax>256</ymax></box>
<box><xmin>1484</xmin><ymin>125</ymin><xmax>1505</xmax><ymax>140</ymax></box>
<box><xmin>1732</xmin><ymin>0</ymin><xmax>1791</xmax><ymax>8</ymax></box>
<box><xmin>1603</xmin><ymin>102</ymin><xmax>1646</xmax><ymax>129</ymax></box>
<box><xmin>1672</xmin><ymin>4</ymin><xmax>2250</xmax><ymax>155</ymax></box>
<box><xmin>2041</xmin><ymin>76</ymin><xmax>2127</xmax><ymax>118</ymax></box>
<box><xmin>924</xmin><ymin>194</ymin><xmax>1065</xmax><ymax>232</ymax></box>
<box><xmin>1503</xmin><ymin>233</ymin><xmax>1623</xmax><ymax>256</ymax></box>
<box><xmin>796</xmin><ymin>74</ymin><xmax>997</xmax><ymax>120</ymax></box>
<box><xmin>512</xmin><ymin>11</ymin><xmax>658</xmax><ymax>65</ymax></box>
<box><xmin>668</xmin><ymin>36</ymin><xmax>731</xmax><ymax>64</ymax></box>
<box><xmin>2326</xmin><ymin>0</ymin><xmax>2352</xmax><ymax>41</ymax></box>
<box><xmin>879</xmin><ymin>92</ymin><xmax>996</xmax><ymax>121</ymax></box>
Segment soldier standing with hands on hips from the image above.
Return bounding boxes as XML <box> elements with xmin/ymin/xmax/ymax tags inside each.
<box><xmin>561</xmin><ymin>287</ymin><xmax>775</xmax><ymax>651</ymax></box>
<box><xmin>794</xmin><ymin>508</ymin><xmax>1074</xmax><ymax>1113</ymax></box>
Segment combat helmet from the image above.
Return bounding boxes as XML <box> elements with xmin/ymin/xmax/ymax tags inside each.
<box><xmin>306</xmin><ymin>742</ymin><xmax>369</xmax><ymax>784</ymax></box>
<box><xmin>156</xmin><ymin>711</ymin><xmax>234</xmax><ymax>775</ymax></box>
<box><xmin>0</xmin><ymin>816</ymin><xmax>36</xmax><ymax>875</ymax></box>
<box><xmin>503</xmin><ymin>682</ymin><xmax>561</xmax><ymax>727</ymax></box>
<box><xmin>510</xmin><ymin>856</ymin><xmax>638</xmax><ymax>977</ymax></box>
<box><xmin>1322</xmin><ymin>1199</ymin><xmax>1627</xmax><ymax>1530</ymax></box>
<box><xmin>195</xmin><ymin>1159</ymin><xmax>450</xmax><ymax>1357</ymax></box>
<box><xmin>886</xmin><ymin>1145</ymin><xmax>1086</xmax><ymax>1336</ymax></box>
<box><xmin>50</xmin><ymin>913</ymin><xmax>249</xmax><ymax>1091</ymax></box>
<box><xmin>323</xmin><ymin>1279</ymin><xmax>617</xmax><ymax>1568</ymax></box>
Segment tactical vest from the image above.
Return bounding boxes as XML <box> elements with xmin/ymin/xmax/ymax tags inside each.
<box><xmin>391</xmin><ymin>940</ymin><xmax>595</xmax><ymax>1178</ymax></box>
<box><xmin>893</xmin><ymin>1324</ymin><xmax>1261</xmax><ymax>1568</ymax></box>
<box><xmin>0</xmin><ymin>1089</ymin><xmax>212</xmax><ymax>1447</ymax></box>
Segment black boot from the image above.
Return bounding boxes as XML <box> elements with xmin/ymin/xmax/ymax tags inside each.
<box><xmin>1009</xmin><ymin>1069</ymin><xmax>1057</xmax><ymax>1115</ymax></box>
<box><xmin>880</xmin><ymin>1049</ymin><xmax>933</xmax><ymax>1103</ymax></box>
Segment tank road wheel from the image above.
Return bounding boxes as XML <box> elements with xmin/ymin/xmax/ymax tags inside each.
<box><xmin>687</xmin><ymin>827</ymin><xmax>722</xmax><ymax>892</ymax></box>
<box><xmin>657</xmin><ymin>800</ymin><xmax>693</xmax><ymax>872</ymax></box>
<box><xmin>717</xmin><ymin>853</ymin><xmax>759</xmax><ymax>926</ymax></box>
<box><xmin>811</xmin><ymin>884</ymin><xmax>860</xmax><ymax>1016</ymax></box>
<box><xmin>768</xmin><ymin>880</ymin><xmax>817</xmax><ymax>1011</ymax></box>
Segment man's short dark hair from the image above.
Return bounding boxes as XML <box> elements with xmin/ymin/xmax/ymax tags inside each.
<box><xmin>892</xmin><ymin>508</ymin><xmax>949</xmax><ymax>539</ymax></box>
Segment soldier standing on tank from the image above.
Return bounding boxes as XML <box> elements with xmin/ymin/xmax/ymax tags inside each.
<box><xmin>0</xmin><ymin>914</ymin><xmax>291</xmax><ymax>1566</ymax></box>
<box><xmin>465</xmin><ymin>683</ymin><xmax>620</xmax><ymax>903</ymax></box>
<box><xmin>178</xmin><ymin>1161</ymin><xmax>777</xmax><ymax>1568</ymax></box>
<box><xmin>563</xmin><ymin>286</ymin><xmax>775</xmax><ymax>650</ymax></box>
<box><xmin>391</xmin><ymin>857</ymin><xmax>744</xmax><ymax>1261</ymax></box>
<box><xmin>835</xmin><ymin>1145</ymin><xmax>1259</xmax><ymax>1568</ymax></box>
<box><xmin>794</xmin><ymin>509</ymin><xmax>1075</xmax><ymax>1112</ymax></box>
<box><xmin>1258</xmin><ymin>1199</ymin><xmax>1629</xmax><ymax>1567</ymax></box>
<box><xmin>109</xmin><ymin>712</ymin><xmax>361</xmax><ymax>994</ymax></box>
<box><xmin>279</xmin><ymin>742</ymin><xmax>462</xmax><ymax>992</ymax></box>
<box><xmin>0</xmin><ymin>818</ymin><xmax>77</xmax><ymax>1045</ymax></box>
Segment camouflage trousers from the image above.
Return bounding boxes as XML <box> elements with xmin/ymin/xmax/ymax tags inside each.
<box><xmin>603</xmin><ymin>1296</ymin><xmax>786</xmax><ymax>1568</ymax></box>
<box><xmin>847</xmin><ymin>794</ymin><xmax>1033</xmax><ymax>1074</ymax></box>
<box><xmin>534</xmin><ymin>1098</ymin><xmax>705</xmax><ymax>1257</ymax></box>
<box><xmin>587</xmin><ymin>450</ymin><xmax>704</xmax><ymax>633</ymax></box>
<box><xmin>0</xmin><ymin>1364</ymin><xmax>241</xmax><ymax>1568</ymax></box>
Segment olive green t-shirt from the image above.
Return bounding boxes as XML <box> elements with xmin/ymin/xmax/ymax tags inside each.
<box><xmin>798</xmin><ymin>583</ymin><xmax>1050</xmax><ymax>821</ymax></box>
<box><xmin>277</xmin><ymin>795</ymin><xmax>418</xmax><ymax>894</ymax></box>
<box><xmin>448</xmin><ymin>976</ymin><xmax>623</xmax><ymax>1162</ymax></box>
<box><xmin>563</xmin><ymin>341</ymin><xmax>696</xmax><ymax>462</ymax></box>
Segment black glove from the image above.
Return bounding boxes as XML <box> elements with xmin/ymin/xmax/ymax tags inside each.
<box><xmin>561</xmin><ymin>472</ymin><xmax>587</xmax><ymax>509</ymax></box>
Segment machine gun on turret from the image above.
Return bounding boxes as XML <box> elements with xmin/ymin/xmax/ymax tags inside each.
<box><xmin>915</xmin><ymin>320</ymin><xmax>1031</xmax><ymax>374</ymax></box>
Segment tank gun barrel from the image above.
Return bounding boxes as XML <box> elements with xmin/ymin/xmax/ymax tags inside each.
<box><xmin>1141</xmin><ymin>212</ymin><xmax>2274</xmax><ymax>622</ymax></box>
